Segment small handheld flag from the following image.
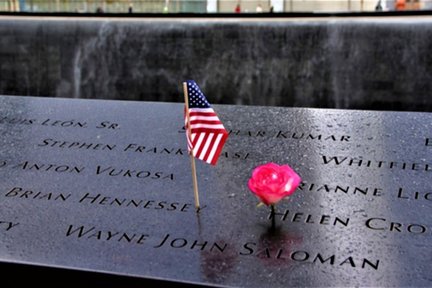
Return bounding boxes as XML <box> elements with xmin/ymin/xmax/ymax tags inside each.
<box><xmin>185</xmin><ymin>80</ymin><xmax>229</xmax><ymax>165</ymax></box>
<box><xmin>183</xmin><ymin>80</ymin><xmax>228</xmax><ymax>210</ymax></box>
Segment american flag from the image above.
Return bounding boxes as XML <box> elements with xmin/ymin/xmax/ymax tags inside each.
<box><xmin>184</xmin><ymin>80</ymin><xmax>228</xmax><ymax>165</ymax></box>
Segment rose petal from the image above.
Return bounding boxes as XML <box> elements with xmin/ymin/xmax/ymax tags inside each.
<box><xmin>248</xmin><ymin>162</ymin><xmax>301</xmax><ymax>206</ymax></box>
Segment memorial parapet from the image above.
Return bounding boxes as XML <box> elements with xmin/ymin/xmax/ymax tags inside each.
<box><xmin>0</xmin><ymin>95</ymin><xmax>431</xmax><ymax>287</ymax></box>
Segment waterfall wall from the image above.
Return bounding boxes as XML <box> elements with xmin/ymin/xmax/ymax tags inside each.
<box><xmin>1</xmin><ymin>16</ymin><xmax>432</xmax><ymax>111</ymax></box>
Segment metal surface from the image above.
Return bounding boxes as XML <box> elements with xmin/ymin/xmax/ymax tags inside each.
<box><xmin>0</xmin><ymin>95</ymin><xmax>431</xmax><ymax>287</ymax></box>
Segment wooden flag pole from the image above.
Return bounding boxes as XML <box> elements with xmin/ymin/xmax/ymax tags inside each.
<box><xmin>183</xmin><ymin>82</ymin><xmax>200</xmax><ymax>211</ymax></box>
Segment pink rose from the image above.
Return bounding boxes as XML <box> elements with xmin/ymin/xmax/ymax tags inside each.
<box><xmin>248</xmin><ymin>163</ymin><xmax>301</xmax><ymax>206</ymax></box>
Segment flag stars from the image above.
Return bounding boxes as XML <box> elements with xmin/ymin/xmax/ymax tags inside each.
<box><xmin>187</xmin><ymin>81</ymin><xmax>211</xmax><ymax>109</ymax></box>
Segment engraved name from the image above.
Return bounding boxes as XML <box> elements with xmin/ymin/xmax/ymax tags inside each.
<box><xmin>0</xmin><ymin>116</ymin><xmax>120</xmax><ymax>130</ymax></box>
<box><xmin>4</xmin><ymin>186</ymin><xmax>201</xmax><ymax>213</ymax></box>
<box><xmin>298</xmin><ymin>182</ymin><xmax>383</xmax><ymax>197</ymax></box>
<box><xmin>322</xmin><ymin>155</ymin><xmax>432</xmax><ymax>172</ymax></box>
<box><xmin>65</xmin><ymin>224</ymin><xmax>149</xmax><ymax>244</ymax></box>
<box><xmin>227</xmin><ymin>129</ymin><xmax>351</xmax><ymax>142</ymax></box>
<box><xmin>239</xmin><ymin>243</ymin><xmax>379</xmax><ymax>270</ymax></box>
<box><xmin>270</xmin><ymin>209</ymin><xmax>350</xmax><ymax>228</ymax></box>
<box><xmin>0</xmin><ymin>161</ymin><xmax>174</xmax><ymax>180</ymax></box>
<box><xmin>153</xmin><ymin>233</ymin><xmax>379</xmax><ymax>270</ymax></box>
<box><xmin>79</xmin><ymin>193</ymin><xmax>198</xmax><ymax>212</ymax></box>
<box><xmin>5</xmin><ymin>187</ymin><xmax>71</xmax><ymax>201</ymax></box>
<box><xmin>37</xmin><ymin>139</ymin><xmax>250</xmax><ymax>160</ymax></box>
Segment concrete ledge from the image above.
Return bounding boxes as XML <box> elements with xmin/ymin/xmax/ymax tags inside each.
<box><xmin>1</xmin><ymin>15</ymin><xmax>432</xmax><ymax>111</ymax></box>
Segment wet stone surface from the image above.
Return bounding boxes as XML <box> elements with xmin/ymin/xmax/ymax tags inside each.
<box><xmin>0</xmin><ymin>95</ymin><xmax>431</xmax><ymax>287</ymax></box>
